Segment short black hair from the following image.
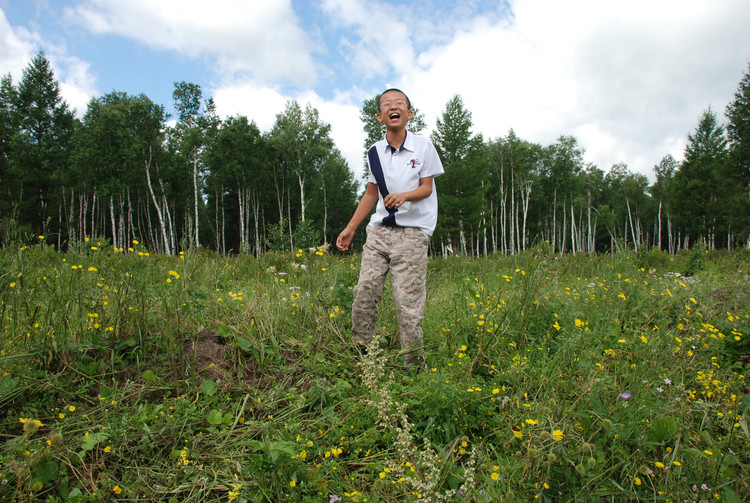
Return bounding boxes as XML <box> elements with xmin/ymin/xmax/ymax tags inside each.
<box><xmin>378</xmin><ymin>88</ymin><xmax>411</xmax><ymax>110</ymax></box>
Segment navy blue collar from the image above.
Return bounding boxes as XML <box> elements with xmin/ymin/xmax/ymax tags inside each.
<box><xmin>387</xmin><ymin>131</ymin><xmax>408</xmax><ymax>153</ymax></box>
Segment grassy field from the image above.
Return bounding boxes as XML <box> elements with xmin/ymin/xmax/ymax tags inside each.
<box><xmin>1</xmin><ymin>239</ymin><xmax>748</xmax><ymax>502</ymax></box>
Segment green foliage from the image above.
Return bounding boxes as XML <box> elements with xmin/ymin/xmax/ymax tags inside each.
<box><xmin>431</xmin><ymin>95</ymin><xmax>487</xmax><ymax>253</ymax></box>
<box><xmin>671</xmin><ymin>109</ymin><xmax>731</xmax><ymax>244</ymax></box>
<box><xmin>683</xmin><ymin>242</ymin><xmax>707</xmax><ymax>276</ymax></box>
<box><xmin>1</xmin><ymin>245</ymin><xmax>748</xmax><ymax>501</ymax></box>
<box><xmin>3</xmin><ymin>54</ymin><xmax>750</xmax><ymax>256</ymax></box>
<box><xmin>265</xmin><ymin>218</ymin><xmax>291</xmax><ymax>252</ymax></box>
<box><xmin>724</xmin><ymin>62</ymin><xmax>750</xmax><ymax>244</ymax></box>
<box><xmin>635</xmin><ymin>247</ymin><xmax>674</xmax><ymax>271</ymax></box>
<box><xmin>5</xmin><ymin>52</ymin><xmax>76</xmax><ymax>238</ymax></box>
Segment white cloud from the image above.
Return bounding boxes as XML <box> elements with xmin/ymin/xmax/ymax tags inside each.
<box><xmin>212</xmin><ymin>84</ymin><xmax>289</xmax><ymax>132</ymax></box>
<box><xmin>6</xmin><ymin>0</ymin><xmax>750</xmax><ymax>186</ymax></box>
<box><xmin>0</xmin><ymin>8</ymin><xmax>39</xmax><ymax>80</ymax></box>
<box><xmin>0</xmin><ymin>8</ymin><xmax>97</xmax><ymax>117</ymax></box>
<box><xmin>380</xmin><ymin>0</ymin><xmax>750</xmax><ymax>179</ymax></box>
<box><xmin>321</xmin><ymin>0</ymin><xmax>416</xmax><ymax>80</ymax></box>
<box><xmin>65</xmin><ymin>0</ymin><xmax>317</xmax><ymax>87</ymax></box>
<box><xmin>299</xmin><ymin>90</ymin><xmax>367</xmax><ymax>179</ymax></box>
<box><xmin>213</xmin><ymin>83</ymin><xmax>366</xmax><ymax>184</ymax></box>
<box><xmin>56</xmin><ymin>55</ymin><xmax>98</xmax><ymax>116</ymax></box>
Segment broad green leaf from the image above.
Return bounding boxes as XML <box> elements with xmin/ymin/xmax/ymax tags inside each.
<box><xmin>142</xmin><ymin>370</ymin><xmax>157</xmax><ymax>383</ymax></box>
<box><xmin>200</xmin><ymin>380</ymin><xmax>218</xmax><ymax>395</ymax></box>
<box><xmin>207</xmin><ymin>409</ymin><xmax>223</xmax><ymax>425</ymax></box>
<box><xmin>235</xmin><ymin>336</ymin><xmax>252</xmax><ymax>352</ymax></box>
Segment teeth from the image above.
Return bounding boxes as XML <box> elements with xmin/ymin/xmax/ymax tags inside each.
<box><xmin>390</xmin><ymin>113</ymin><xmax>399</xmax><ymax>119</ymax></box>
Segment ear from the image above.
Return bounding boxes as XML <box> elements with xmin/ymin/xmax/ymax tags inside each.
<box><xmin>376</xmin><ymin>111</ymin><xmax>384</xmax><ymax>123</ymax></box>
<box><xmin>406</xmin><ymin>109</ymin><xmax>414</xmax><ymax>121</ymax></box>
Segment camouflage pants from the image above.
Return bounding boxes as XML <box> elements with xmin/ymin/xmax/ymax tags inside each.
<box><xmin>352</xmin><ymin>225</ymin><xmax>429</xmax><ymax>367</ymax></box>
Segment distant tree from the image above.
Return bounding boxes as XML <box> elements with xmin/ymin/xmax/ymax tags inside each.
<box><xmin>671</xmin><ymin>108</ymin><xmax>729</xmax><ymax>248</ymax></box>
<box><xmin>431</xmin><ymin>94</ymin><xmax>485</xmax><ymax>255</ymax></box>
<box><xmin>724</xmin><ymin>62</ymin><xmax>750</xmax><ymax>247</ymax></box>
<box><xmin>485</xmin><ymin>130</ymin><xmax>545</xmax><ymax>254</ymax></box>
<box><xmin>203</xmin><ymin>116</ymin><xmax>269</xmax><ymax>254</ymax></box>
<box><xmin>650</xmin><ymin>154</ymin><xmax>679</xmax><ymax>252</ymax></box>
<box><xmin>540</xmin><ymin>136</ymin><xmax>585</xmax><ymax>253</ymax></box>
<box><xmin>578</xmin><ymin>163</ymin><xmax>605</xmax><ymax>253</ymax></box>
<box><xmin>602</xmin><ymin>163</ymin><xmax>649</xmax><ymax>252</ymax></box>
<box><xmin>0</xmin><ymin>74</ymin><xmax>19</xmax><ymax>221</ymax></box>
<box><xmin>269</xmin><ymin>101</ymin><xmax>337</xmax><ymax>250</ymax></box>
<box><xmin>11</xmin><ymin>52</ymin><xmax>76</xmax><ymax>237</ymax></box>
<box><xmin>726</xmin><ymin>62</ymin><xmax>750</xmax><ymax>175</ymax></box>
<box><xmin>75</xmin><ymin>91</ymin><xmax>167</xmax><ymax>250</ymax></box>
<box><xmin>168</xmin><ymin>82</ymin><xmax>218</xmax><ymax>248</ymax></box>
<box><xmin>307</xmin><ymin>149</ymin><xmax>359</xmax><ymax>245</ymax></box>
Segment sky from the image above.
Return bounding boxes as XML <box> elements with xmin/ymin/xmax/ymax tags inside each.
<box><xmin>2</xmin><ymin>0</ymin><xmax>750</xmax><ymax>182</ymax></box>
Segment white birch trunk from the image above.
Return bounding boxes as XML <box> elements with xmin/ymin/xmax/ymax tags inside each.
<box><xmin>91</xmin><ymin>193</ymin><xmax>96</xmax><ymax>240</ymax></box>
<box><xmin>626</xmin><ymin>198</ymin><xmax>637</xmax><ymax>253</ymax></box>
<box><xmin>252</xmin><ymin>194</ymin><xmax>261</xmax><ymax>256</ymax></box>
<box><xmin>193</xmin><ymin>157</ymin><xmax>200</xmax><ymax>247</ymax></box>
<box><xmin>657</xmin><ymin>199</ymin><xmax>663</xmax><ymax>251</ymax></box>
<box><xmin>298</xmin><ymin>174</ymin><xmax>306</xmax><ymax>223</ymax></box>
<box><xmin>552</xmin><ymin>188</ymin><xmax>557</xmax><ymax>253</ymax></box>
<box><xmin>520</xmin><ymin>180</ymin><xmax>532</xmax><ymax>252</ymax></box>
<box><xmin>145</xmin><ymin>153</ymin><xmax>171</xmax><ymax>255</ymax></box>
<box><xmin>322</xmin><ymin>176</ymin><xmax>328</xmax><ymax>242</ymax></box>
<box><xmin>109</xmin><ymin>196</ymin><xmax>117</xmax><ymax>250</ymax></box>
<box><xmin>287</xmin><ymin>196</ymin><xmax>294</xmax><ymax>251</ymax></box>
<box><xmin>499</xmin><ymin>161</ymin><xmax>507</xmax><ymax>254</ymax></box>
<box><xmin>509</xmin><ymin>168</ymin><xmax>516</xmax><ymax>254</ymax></box>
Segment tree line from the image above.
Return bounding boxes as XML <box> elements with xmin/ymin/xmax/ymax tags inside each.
<box><xmin>1</xmin><ymin>52</ymin><xmax>748</xmax><ymax>256</ymax></box>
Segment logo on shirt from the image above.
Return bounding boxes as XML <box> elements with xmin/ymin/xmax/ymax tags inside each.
<box><xmin>410</xmin><ymin>159</ymin><xmax>419</xmax><ymax>169</ymax></box>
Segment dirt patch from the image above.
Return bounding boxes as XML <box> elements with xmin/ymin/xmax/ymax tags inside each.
<box><xmin>185</xmin><ymin>329</ymin><xmax>271</xmax><ymax>387</ymax></box>
<box><xmin>711</xmin><ymin>283</ymin><xmax>750</xmax><ymax>314</ymax></box>
<box><xmin>185</xmin><ymin>329</ymin><xmax>229</xmax><ymax>381</ymax></box>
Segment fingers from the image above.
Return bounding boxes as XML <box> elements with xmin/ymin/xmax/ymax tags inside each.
<box><xmin>384</xmin><ymin>194</ymin><xmax>404</xmax><ymax>209</ymax></box>
<box><xmin>336</xmin><ymin>230</ymin><xmax>352</xmax><ymax>251</ymax></box>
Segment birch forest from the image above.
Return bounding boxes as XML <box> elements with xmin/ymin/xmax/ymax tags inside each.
<box><xmin>2</xmin><ymin>52</ymin><xmax>749</xmax><ymax>256</ymax></box>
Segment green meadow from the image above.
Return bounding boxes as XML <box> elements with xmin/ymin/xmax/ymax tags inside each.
<box><xmin>1</xmin><ymin>240</ymin><xmax>748</xmax><ymax>502</ymax></box>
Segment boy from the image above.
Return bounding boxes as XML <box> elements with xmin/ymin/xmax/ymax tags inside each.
<box><xmin>336</xmin><ymin>88</ymin><xmax>444</xmax><ymax>368</ymax></box>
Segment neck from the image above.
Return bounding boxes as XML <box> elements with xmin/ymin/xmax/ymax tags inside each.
<box><xmin>386</xmin><ymin>128</ymin><xmax>407</xmax><ymax>148</ymax></box>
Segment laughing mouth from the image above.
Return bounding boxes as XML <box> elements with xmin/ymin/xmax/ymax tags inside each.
<box><xmin>389</xmin><ymin>113</ymin><xmax>400</xmax><ymax>120</ymax></box>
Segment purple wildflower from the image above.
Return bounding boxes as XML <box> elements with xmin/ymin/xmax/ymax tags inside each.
<box><xmin>619</xmin><ymin>392</ymin><xmax>632</xmax><ymax>399</ymax></box>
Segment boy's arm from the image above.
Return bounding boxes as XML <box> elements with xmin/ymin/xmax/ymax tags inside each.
<box><xmin>383</xmin><ymin>176</ymin><xmax>433</xmax><ymax>210</ymax></box>
<box><xmin>336</xmin><ymin>182</ymin><xmax>379</xmax><ymax>251</ymax></box>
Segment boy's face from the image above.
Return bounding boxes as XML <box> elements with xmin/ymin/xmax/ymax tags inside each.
<box><xmin>376</xmin><ymin>90</ymin><xmax>413</xmax><ymax>130</ymax></box>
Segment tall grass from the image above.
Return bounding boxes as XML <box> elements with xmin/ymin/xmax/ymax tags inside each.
<box><xmin>1</xmin><ymin>240</ymin><xmax>748</xmax><ymax>502</ymax></box>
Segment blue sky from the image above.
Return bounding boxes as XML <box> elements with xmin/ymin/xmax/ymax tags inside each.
<box><xmin>2</xmin><ymin>0</ymin><xmax>750</xmax><ymax>180</ymax></box>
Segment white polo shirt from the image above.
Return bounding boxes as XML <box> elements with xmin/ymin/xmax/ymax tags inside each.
<box><xmin>367</xmin><ymin>131</ymin><xmax>444</xmax><ymax>236</ymax></box>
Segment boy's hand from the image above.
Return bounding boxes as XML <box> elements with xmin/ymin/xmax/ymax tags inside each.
<box><xmin>336</xmin><ymin>227</ymin><xmax>354</xmax><ymax>251</ymax></box>
<box><xmin>384</xmin><ymin>193</ymin><xmax>405</xmax><ymax>209</ymax></box>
